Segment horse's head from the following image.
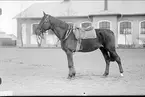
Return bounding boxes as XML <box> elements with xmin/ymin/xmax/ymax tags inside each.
<box><xmin>35</xmin><ymin>11</ymin><xmax>52</xmax><ymax>45</ymax></box>
<box><xmin>35</xmin><ymin>11</ymin><xmax>51</xmax><ymax>36</ymax></box>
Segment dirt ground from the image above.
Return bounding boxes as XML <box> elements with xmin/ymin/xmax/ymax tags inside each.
<box><xmin>0</xmin><ymin>47</ymin><xmax>145</xmax><ymax>95</ymax></box>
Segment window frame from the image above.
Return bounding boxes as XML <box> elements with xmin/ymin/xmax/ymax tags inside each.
<box><xmin>31</xmin><ymin>23</ymin><xmax>39</xmax><ymax>35</ymax></box>
<box><xmin>97</xmin><ymin>20</ymin><xmax>112</xmax><ymax>30</ymax></box>
<box><xmin>118</xmin><ymin>20</ymin><xmax>133</xmax><ymax>35</ymax></box>
<box><xmin>139</xmin><ymin>20</ymin><xmax>145</xmax><ymax>35</ymax></box>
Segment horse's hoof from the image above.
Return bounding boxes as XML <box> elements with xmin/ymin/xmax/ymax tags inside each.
<box><xmin>67</xmin><ymin>76</ymin><xmax>75</xmax><ymax>80</ymax></box>
<box><xmin>67</xmin><ymin>76</ymin><xmax>71</xmax><ymax>79</ymax></box>
<box><xmin>67</xmin><ymin>75</ymin><xmax>75</xmax><ymax>80</ymax></box>
<box><xmin>120</xmin><ymin>73</ymin><xmax>124</xmax><ymax>77</ymax></box>
<box><xmin>103</xmin><ymin>73</ymin><xmax>109</xmax><ymax>77</ymax></box>
<box><xmin>72</xmin><ymin>73</ymin><xmax>76</xmax><ymax>77</ymax></box>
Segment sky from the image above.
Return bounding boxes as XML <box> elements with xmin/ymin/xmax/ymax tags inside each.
<box><xmin>0</xmin><ymin>0</ymin><xmax>62</xmax><ymax>36</ymax></box>
<box><xmin>0</xmin><ymin>1</ymin><xmax>35</xmax><ymax>36</ymax></box>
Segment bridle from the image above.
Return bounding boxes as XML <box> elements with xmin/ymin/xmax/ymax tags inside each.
<box><xmin>36</xmin><ymin>15</ymin><xmax>50</xmax><ymax>46</ymax></box>
<box><xmin>37</xmin><ymin>14</ymin><xmax>73</xmax><ymax>44</ymax></box>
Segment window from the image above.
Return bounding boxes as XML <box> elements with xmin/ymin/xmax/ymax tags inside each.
<box><xmin>119</xmin><ymin>21</ymin><xmax>132</xmax><ymax>34</ymax></box>
<box><xmin>32</xmin><ymin>24</ymin><xmax>39</xmax><ymax>35</ymax></box>
<box><xmin>99</xmin><ymin>21</ymin><xmax>110</xmax><ymax>29</ymax></box>
<box><xmin>140</xmin><ymin>21</ymin><xmax>145</xmax><ymax>34</ymax></box>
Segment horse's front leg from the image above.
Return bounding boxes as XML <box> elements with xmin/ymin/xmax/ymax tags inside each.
<box><xmin>66</xmin><ymin>50</ymin><xmax>76</xmax><ymax>79</ymax></box>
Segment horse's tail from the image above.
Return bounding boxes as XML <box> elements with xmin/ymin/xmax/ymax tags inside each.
<box><xmin>95</xmin><ymin>29</ymin><xmax>116</xmax><ymax>61</ymax></box>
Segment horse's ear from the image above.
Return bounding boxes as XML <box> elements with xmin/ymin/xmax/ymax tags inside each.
<box><xmin>43</xmin><ymin>11</ymin><xmax>46</xmax><ymax>16</ymax></box>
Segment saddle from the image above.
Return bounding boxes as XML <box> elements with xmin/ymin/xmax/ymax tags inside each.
<box><xmin>81</xmin><ymin>25</ymin><xmax>94</xmax><ymax>31</ymax></box>
<box><xmin>73</xmin><ymin>22</ymin><xmax>97</xmax><ymax>40</ymax></box>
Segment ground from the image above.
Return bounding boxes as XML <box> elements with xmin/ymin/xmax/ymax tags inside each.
<box><xmin>0</xmin><ymin>47</ymin><xmax>145</xmax><ymax>95</ymax></box>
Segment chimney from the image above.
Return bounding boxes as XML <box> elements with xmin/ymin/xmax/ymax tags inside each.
<box><xmin>104</xmin><ymin>0</ymin><xmax>108</xmax><ymax>10</ymax></box>
<box><xmin>63</xmin><ymin>0</ymin><xmax>70</xmax><ymax>2</ymax></box>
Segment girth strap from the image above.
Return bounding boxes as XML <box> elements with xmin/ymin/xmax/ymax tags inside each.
<box><xmin>63</xmin><ymin>24</ymin><xmax>82</xmax><ymax>52</ymax></box>
<box><xmin>76</xmin><ymin>39</ymin><xmax>82</xmax><ymax>52</ymax></box>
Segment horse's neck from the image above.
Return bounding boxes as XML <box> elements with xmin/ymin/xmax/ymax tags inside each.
<box><xmin>49</xmin><ymin>16</ymin><xmax>68</xmax><ymax>40</ymax></box>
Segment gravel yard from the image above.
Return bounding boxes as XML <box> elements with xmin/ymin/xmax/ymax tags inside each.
<box><xmin>0</xmin><ymin>48</ymin><xmax>145</xmax><ymax>95</ymax></box>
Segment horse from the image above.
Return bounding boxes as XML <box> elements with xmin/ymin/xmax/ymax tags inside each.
<box><xmin>35</xmin><ymin>12</ymin><xmax>124</xmax><ymax>79</ymax></box>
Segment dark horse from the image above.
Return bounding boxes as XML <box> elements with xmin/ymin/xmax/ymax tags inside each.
<box><xmin>35</xmin><ymin>12</ymin><xmax>124</xmax><ymax>79</ymax></box>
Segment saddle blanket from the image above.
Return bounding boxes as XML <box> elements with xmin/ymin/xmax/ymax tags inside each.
<box><xmin>71</xmin><ymin>24</ymin><xmax>97</xmax><ymax>51</ymax></box>
<box><xmin>73</xmin><ymin>27</ymin><xmax>97</xmax><ymax>40</ymax></box>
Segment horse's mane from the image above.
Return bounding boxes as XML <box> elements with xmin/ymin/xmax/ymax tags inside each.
<box><xmin>49</xmin><ymin>15</ymin><xmax>68</xmax><ymax>30</ymax></box>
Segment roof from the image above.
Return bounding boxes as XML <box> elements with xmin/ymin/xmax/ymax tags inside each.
<box><xmin>14</xmin><ymin>1</ymin><xmax>145</xmax><ymax>19</ymax></box>
<box><xmin>14</xmin><ymin>1</ymin><xmax>105</xmax><ymax>19</ymax></box>
<box><xmin>0</xmin><ymin>33</ymin><xmax>17</xmax><ymax>40</ymax></box>
<box><xmin>89</xmin><ymin>10</ymin><xmax>121</xmax><ymax>16</ymax></box>
<box><xmin>0</xmin><ymin>31</ymin><xmax>6</xmax><ymax>34</ymax></box>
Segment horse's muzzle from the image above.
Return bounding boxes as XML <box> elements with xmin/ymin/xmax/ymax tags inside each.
<box><xmin>35</xmin><ymin>29</ymin><xmax>44</xmax><ymax>39</ymax></box>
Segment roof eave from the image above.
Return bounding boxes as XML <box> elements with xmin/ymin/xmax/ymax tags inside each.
<box><xmin>14</xmin><ymin>15</ymin><xmax>89</xmax><ymax>19</ymax></box>
<box><xmin>122</xmin><ymin>13</ymin><xmax>145</xmax><ymax>16</ymax></box>
<box><xmin>89</xmin><ymin>13</ymin><xmax>121</xmax><ymax>17</ymax></box>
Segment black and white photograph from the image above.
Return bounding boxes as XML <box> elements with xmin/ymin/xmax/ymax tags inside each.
<box><xmin>0</xmin><ymin>0</ymin><xmax>145</xmax><ymax>96</ymax></box>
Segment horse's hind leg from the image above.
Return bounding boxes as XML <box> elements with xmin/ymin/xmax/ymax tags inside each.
<box><xmin>100</xmin><ymin>47</ymin><xmax>110</xmax><ymax>76</ymax></box>
<box><xmin>109</xmin><ymin>50</ymin><xmax>124</xmax><ymax>76</ymax></box>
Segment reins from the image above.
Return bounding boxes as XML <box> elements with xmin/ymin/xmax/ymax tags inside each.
<box><xmin>62</xmin><ymin>24</ymin><xmax>73</xmax><ymax>41</ymax></box>
<box><xmin>38</xmin><ymin>14</ymin><xmax>74</xmax><ymax>43</ymax></box>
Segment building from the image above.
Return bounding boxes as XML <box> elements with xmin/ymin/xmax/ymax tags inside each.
<box><xmin>0</xmin><ymin>31</ymin><xmax>16</xmax><ymax>46</ymax></box>
<box><xmin>14</xmin><ymin>0</ymin><xmax>145</xmax><ymax>48</ymax></box>
<box><xmin>0</xmin><ymin>7</ymin><xmax>16</xmax><ymax>47</ymax></box>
